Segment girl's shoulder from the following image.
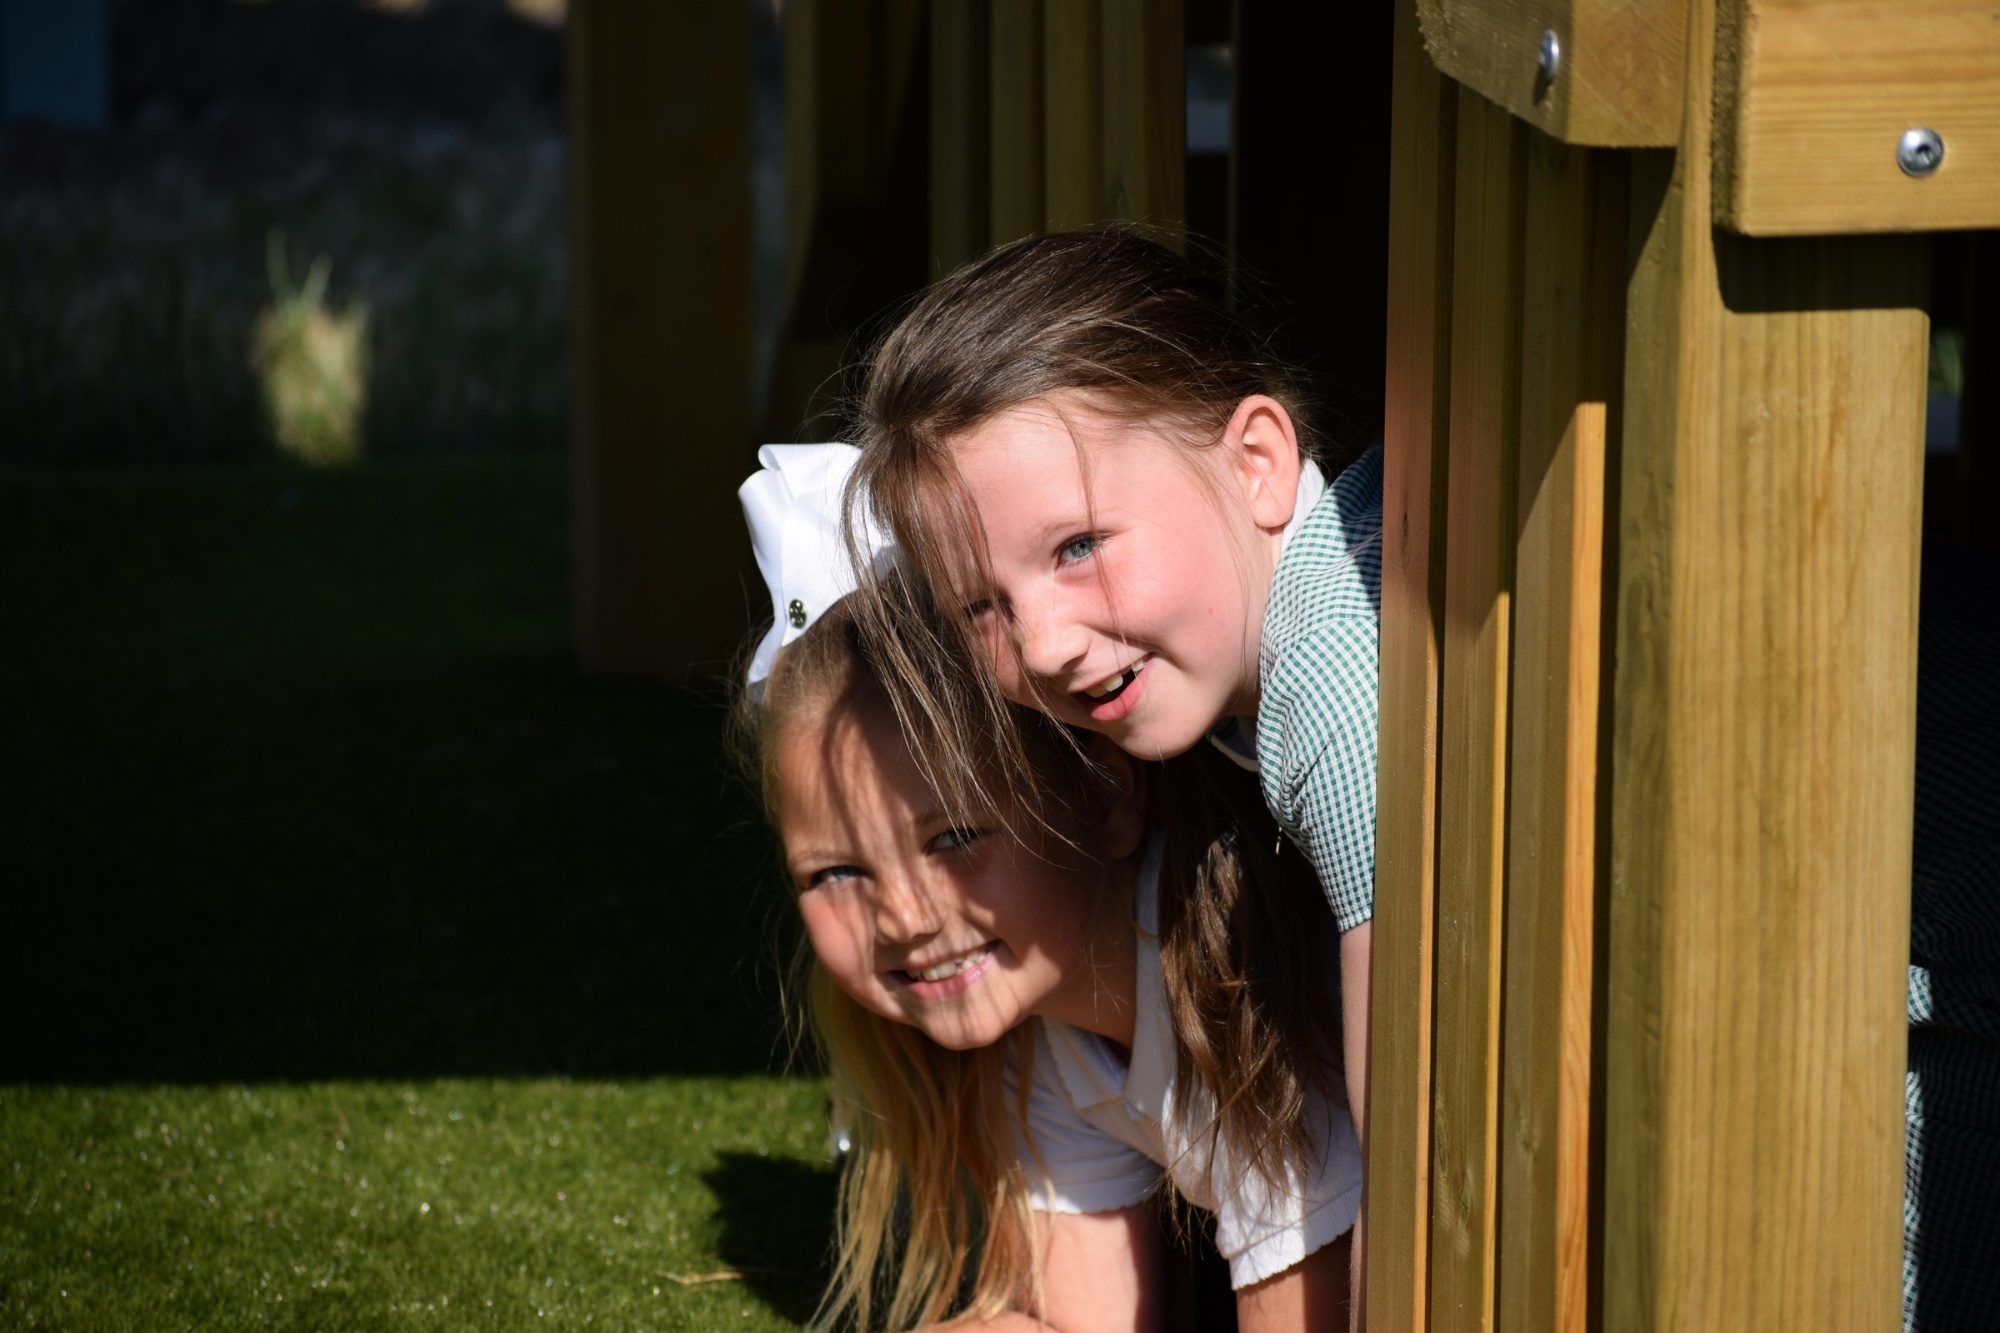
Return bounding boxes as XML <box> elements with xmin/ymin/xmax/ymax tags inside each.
<box><xmin>1265</xmin><ymin>445</ymin><xmax>1383</xmax><ymax>654</ymax></box>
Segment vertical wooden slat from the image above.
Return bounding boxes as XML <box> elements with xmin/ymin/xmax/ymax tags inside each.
<box><xmin>930</xmin><ymin>0</ymin><xmax>992</xmax><ymax>280</ymax></box>
<box><xmin>1606</xmin><ymin>0</ymin><xmax>1925</xmax><ymax>1326</ymax></box>
<box><xmin>1495</xmin><ymin>130</ymin><xmax>1625</xmax><ymax>1333</ymax></box>
<box><xmin>989</xmin><ymin>0</ymin><xmax>1045</xmax><ymax>244</ymax></box>
<box><xmin>1429</xmin><ymin>86</ymin><xmax>1525</xmax><ymax>1333</ymax></box>
<box><xmin>568</xmin><ymin>0</ymin><xmax>753</xmax><ymax>678</ymax></box>
<box><xmin>1041</xmin><ymin>0</ymin><xmax>1102</xmax><ymax>230</ymax></box>
<box><xmin>1098</xmin><ymin>0</ymin><xmax>1184</xmax><ymax>230</ymax></box>
<box><xmin>1370</xmin><ymin>0</ymin><xmax>1456</xmax><ymax>1324</ymax></box>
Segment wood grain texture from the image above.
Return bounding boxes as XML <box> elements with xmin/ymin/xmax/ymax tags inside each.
<box><xmin>1041</xmin><ymin>0</ymin><xmax>1102</xmax><ymax>230</ymax></box>
<box><xmin>989</xmin><ymin>0</ymin><xmax>1045</xmax><ymax>244</ymax></box>
<box><xmin>1606</xmin><ymin>0</ymin><xmax>1924</xmax><ymax>1325</ymax></box>
<box><xmin>930</xmin><ymin>0</ymin><xmax>992</xmax><ymax>279</ymax></box>
<box><xmin>567</xmin><ymin>0</ymin><xmax>753</xmax><ymax>678</ymax></box>
<box><xmin>1415</xmin><ymin>0</ymin><xmax>1686</xmax><ymax>147</ymax></box>
<box><xmin>1495</xmin><ymin>130</ymin><xmax>1624</xmax><ymax>1333</ymax></box>
<box><xmin>1716</xmin><ymin>0</ymin><xmax>2000</xmax><ymax>235</ymax></box>
<box><xmin>1429</xmin><ymin>87</ymin><xmax>1526</xmax><ymax>1333</ymax></box>
<box><xmin>1099</xmin><ymin>0</ymin><xmax>1184</xmax><ymax>232</ymax></box>
<box><xmin>1369</xmin><ymin>1</ymin><xmax>1457</xmax><ymax>1326</ymax></box>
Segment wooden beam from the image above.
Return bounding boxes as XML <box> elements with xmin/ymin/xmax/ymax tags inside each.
<box><xmin>1370</xmin><ymin>1</ymin><xmax>1457</xmax><ymax>1325</ymax></box>
<box><xmin>1098</xmin><ymin>0</ymin><xmax>1184</xmax><ymax>230</ymax></box>
<box><xmin>568</xmin><ymin>0</ymin><xmax>754</xmax><ymax>678</ymax></box>
<box><xmin>1715</xmin><ymin>0</ymin><xmax>2000</xmax><ymax>236</ymax></box>
<box><xmin>989</xmin><ymin>0</ymin><xmax>1045</xmax><ymax>244</ymax></box>
<box><xmin>1429</xmin><ymin>85</ymin><xmax>1526</xmax><ymax>1333</ymax></box>
<box><xmin>1605</xmin><ymin>0</ymin><xmax>1925</xmax><ymax>1324</ymax></box>
<box><xmin>1495</xmin><ymin>129</ymin><xmax>1625</xmax><ymax>1333</ymax></box>
<box><xmin>930</xmin><ymin>0</ymin><xmax>992</xmax><ymax>279</ymax></box>
<box><xmin>1041</xmin><ymin>0</ymin><xmax>1104</xmax><ymax>231</ymax></box>
<box><xmin>1415</xmin><ymin>0</ymin><xmax>1686</xmax><ymax>147</ymax></box>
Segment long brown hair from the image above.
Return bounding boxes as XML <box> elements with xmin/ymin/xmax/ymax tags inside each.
<box><xmin>843</xmin><ymin>226</ymin><xmax>1344</xmax><ymax>1213</ymax></box>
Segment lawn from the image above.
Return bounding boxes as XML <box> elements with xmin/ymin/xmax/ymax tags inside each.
<box><xmin>0</xmin><ymin>456</ymin><xmax>834</xmax><ymax>1331</ymax></box>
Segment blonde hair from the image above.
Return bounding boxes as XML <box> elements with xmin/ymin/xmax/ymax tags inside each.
<box><xmin>747</xmin><ymin>606</ymin><xmax>1057</xmax><ymax>1331</ymax></box>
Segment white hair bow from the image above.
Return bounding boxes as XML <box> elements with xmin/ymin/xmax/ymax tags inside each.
<box><xmin>738</xmin><ymin>443</ymin><xmax>893</xmax><ymax>691</ymax></box>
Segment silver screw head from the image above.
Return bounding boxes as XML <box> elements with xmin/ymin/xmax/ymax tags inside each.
<box><xmin>787</xmin><ymin>598</ymin><xmax>808</xmax><ymax>629</ymax></box>
<box><xmin>1537</xmin><ymin>29</ymin><xmax>1562</xmax><ymax>82</ymax></box>
<box><xmin>1898</xmin><ymin>127</ymin><xmax>1945</xmax><ymax>178</ymax></box>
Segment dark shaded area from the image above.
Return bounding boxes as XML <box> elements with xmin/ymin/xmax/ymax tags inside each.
<box><xmin>0</xmin><ymin>460</ymin><xmax>799</xmax><ymax>1083</ymax></box>
<box><xmin>1908</xmin><ymin>536</ymin><xmax>2000</xmax><ymax>1331</ymax></box>
<box><xmin>2</xmin><ymin>0</ymin><xmax>568</xmax><ymax>466</ymax></box>
<box><xmin>707</xmin><ymin>1151</ymin><xmax>841</xmax><ymax>1325</ymax></box>
<box><xmin>112</xmin><ymin>0</ymin><xmax>562</xmax><ymax>129</ymax></box>
<box><xmin>1233</xmin><ymin>0</ymin><xmax>1394</xmax><ymax>470</ymax></box>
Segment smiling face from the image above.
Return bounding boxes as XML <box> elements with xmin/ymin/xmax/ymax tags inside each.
<box><xmin>947</xmin><ymin>395</ymin><xmax>1301</xmax><ymax>759</ymax></box>
<box><xmin>775</xmin><ymin>694</ymin><xmax>1139</xmax><ymax>1052</ymax></box>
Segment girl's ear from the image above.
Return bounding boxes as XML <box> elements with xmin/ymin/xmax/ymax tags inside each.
<box><xmin>1084</xmin><ymin>733</ymin><xmax>1150</xmax><ymax>860</ymax></box>
<box><xmin>1222</xmin><ymin>394</ymin><xmax>1304</xmax><ymax>532</ymax></box>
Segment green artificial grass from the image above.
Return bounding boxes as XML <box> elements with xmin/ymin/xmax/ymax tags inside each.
<box><xmin>0</xmin><ymin>457</ymin><xmax>835</xmax><ymax>1330</ymax></box>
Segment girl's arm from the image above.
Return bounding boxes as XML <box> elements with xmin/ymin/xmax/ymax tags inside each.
<box><xmin>1235</xmin><ymin>1229</ymin><xmax>1352</xmax><ymax>1333</ymax></box>
<box><xmin>945</xmin><ymin>1207</ymin><xmax>1164</xmax><ymax>1333</ymax></box>
<box><xmin>1037</xmin><ymin>1206</ymin><xmax>1165</xmax><ymax>1333</ymax></box>
<box><xmin>1341</xmin><ymin>920</ymin><xmax>1372</xmax><ymax>1332</ymax></box>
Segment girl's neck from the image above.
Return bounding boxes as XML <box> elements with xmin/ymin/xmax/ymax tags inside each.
<box><xmin>1030</xmin><ymin>858</ymin><xmax>1139</xmax><ymax>1052</ymax></box>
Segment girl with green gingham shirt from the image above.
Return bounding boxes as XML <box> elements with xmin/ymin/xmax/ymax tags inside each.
<box><xmin>848</xmin><ymin>228</ymin><xmax>1383</xmax><ymax>1325</ymax></box>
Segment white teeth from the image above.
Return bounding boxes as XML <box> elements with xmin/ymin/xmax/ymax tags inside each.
<box><xmin>1083</xmin><ymin>665</ymin><xmax>1138</xmax><ymax>699</ymax></box>
<box><xmin>912</xmin><ymin>947</ymin><xmax>990</xmax><ymax>983</ymax></box>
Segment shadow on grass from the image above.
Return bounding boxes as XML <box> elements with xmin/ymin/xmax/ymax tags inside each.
<box><xmin>0</xmin><ymin>459</ymin><xmax>801</xmax><ymax>1083</ymax></box>
<box><xmin>707</xmin><ymin>1151</ymin><xmax>840</xmax><ymax>1325</ymax></box>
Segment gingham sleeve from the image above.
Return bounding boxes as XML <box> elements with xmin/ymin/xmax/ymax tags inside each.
<box><xmin>1256</xmin><ymin>448</ymin><xmax>1383</xmax><ymax>934</ymax></box>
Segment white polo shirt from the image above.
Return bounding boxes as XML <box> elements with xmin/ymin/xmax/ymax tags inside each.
<box><xmin>1007</xmin><ymin>834</ymin><xmax>1363</xmax><ymax>1289</ymax></box>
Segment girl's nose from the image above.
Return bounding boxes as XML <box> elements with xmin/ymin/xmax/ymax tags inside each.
<box><xmin>870</xmin><ymin>873</ymin><xmax>943</xmax><ymax>944</ymax></box>
<box><xmin>1015</xmin><ymin>592</ymin><xmax>1089</xmax><ymax>682</ymax></box>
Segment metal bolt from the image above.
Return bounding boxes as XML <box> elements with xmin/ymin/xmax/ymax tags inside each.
<box><xmin>787</xmin><ymin>598</ymin><xmax>808</xmax><ymax>629</ymax></box>
<box><xmin>1537</xmin><ymin>29</ymin><xmax>1562</xmax><ymax>83</ymax></box>
<box><xmin>1898</xmin><ymin>127</ymin><xmax>1944</xmax><ymax>178</ymax></box>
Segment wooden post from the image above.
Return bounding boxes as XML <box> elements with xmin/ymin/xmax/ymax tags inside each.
<box><xmin>930</xmin><ymin>0</ymin><xmax>992</xmax><ymax>279</ymax></box>
<box><xmin>568</xmin><ymin>0</ymin><xmax>755</xmax><ymax>679</ymax></box>
<box><xmin>1371</xmin><ymin>1</ymin><xmax>1457</xmax><ymax>1326</ymax></box>
<box><xmin>1428</xmin><ymin>86</ymin><xmax>1525</xmax><ymax>1333</ymax></box>
<box><xmin>989</xmin><ymin>0</ymin><xmax>1046</xmax><ymax>245</ymax></box>
<box><xmin>1603</xmin><ymin>0</ymin><xmax>1925</xmax><ymax>1323</ymax></box>
<box><xmin>1495</xmin><ymin>132</ymin><xmax>1624</xmax><ymax>1333</ymax></box>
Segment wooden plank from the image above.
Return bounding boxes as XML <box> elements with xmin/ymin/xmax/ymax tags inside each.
<box><xmin>1098</xmin><ymin>0</ymin><xmax>1184</xmax><ymax>231</ymax></box>
<box><xmin>989</xmin><ymin>0</ymin><xmax>1045</xmax><ymax>243</ymax></box>
<box><xmin>1429</xmin><ymin>85</ymin><xmax>1526</xmax><ymax>1333</ymax></box>
<box><xmin>1606</xmin><ymin>0</ymin><xmax>1925</xmax><ymax>1325</ymax></box>
<box><xmin>1369</xmin><ymin>0</ymin><xmax>1458</xmax><ymax>1326</ymax></box>
<box><xmin>1495</xmin><ymin>129</ymin><xmax>1625</xmax><ymax>1333</ymax></box>
<box><xmin>1041</xmin><ymin>0</ymin><xmax>1103</xmax><ymax>230</ymax></box>
<box><xmin>1715</xmin><ymin>0</ymin><xmax>2000</xmax><ymax>235</ymax></box>
<box><xmin>1414</xmin><ymin>0</ymin><xmax>1686</xmax><ymax>147</ymax></box>
<box><xmin>930</xmin><ymin>0</ymin><xmax>993</xmax><ymax>279</ymax></box>
<box><xmin>568</xmin><ymin>0</ymin><xmax>753</xmax><ymax>678</ymax></box>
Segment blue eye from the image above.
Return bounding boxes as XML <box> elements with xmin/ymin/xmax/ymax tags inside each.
<box><xmin>806</xmin><ymin>864</ymin><xmax>864</xmax><ymax>890</ymax></box>
<box><xmin>928</xmin><ymin>827</ymin><xmax>983</xmax><ymax>854</ymax></box>
<box><xmin>1057</xmin><ymin>534</ymin><xmax>1100</xmax><ymax>565</ymax></box>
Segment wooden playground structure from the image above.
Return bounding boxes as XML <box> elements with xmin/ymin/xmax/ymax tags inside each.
<box><xmin>567</xmin><ymin>0</ymin><xmax>1998</xmax><ymax>1326</ymax></box>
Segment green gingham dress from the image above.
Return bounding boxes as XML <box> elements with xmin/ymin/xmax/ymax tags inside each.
<box><xmin>1254</xmin><ymin>446</ymin><xmax>1383</xmax><ymax>935</ymax></box>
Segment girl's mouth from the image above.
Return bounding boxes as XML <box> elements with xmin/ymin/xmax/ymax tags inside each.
<box><xmin>1075</xmin><ymin>656</ymin><xmax>1149</xmax><ymax>723</ymax></box>
<box><xmin>895</xmin><ymin>943</ymin><xmax>997</xmax><ymax>996</ymax></box>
